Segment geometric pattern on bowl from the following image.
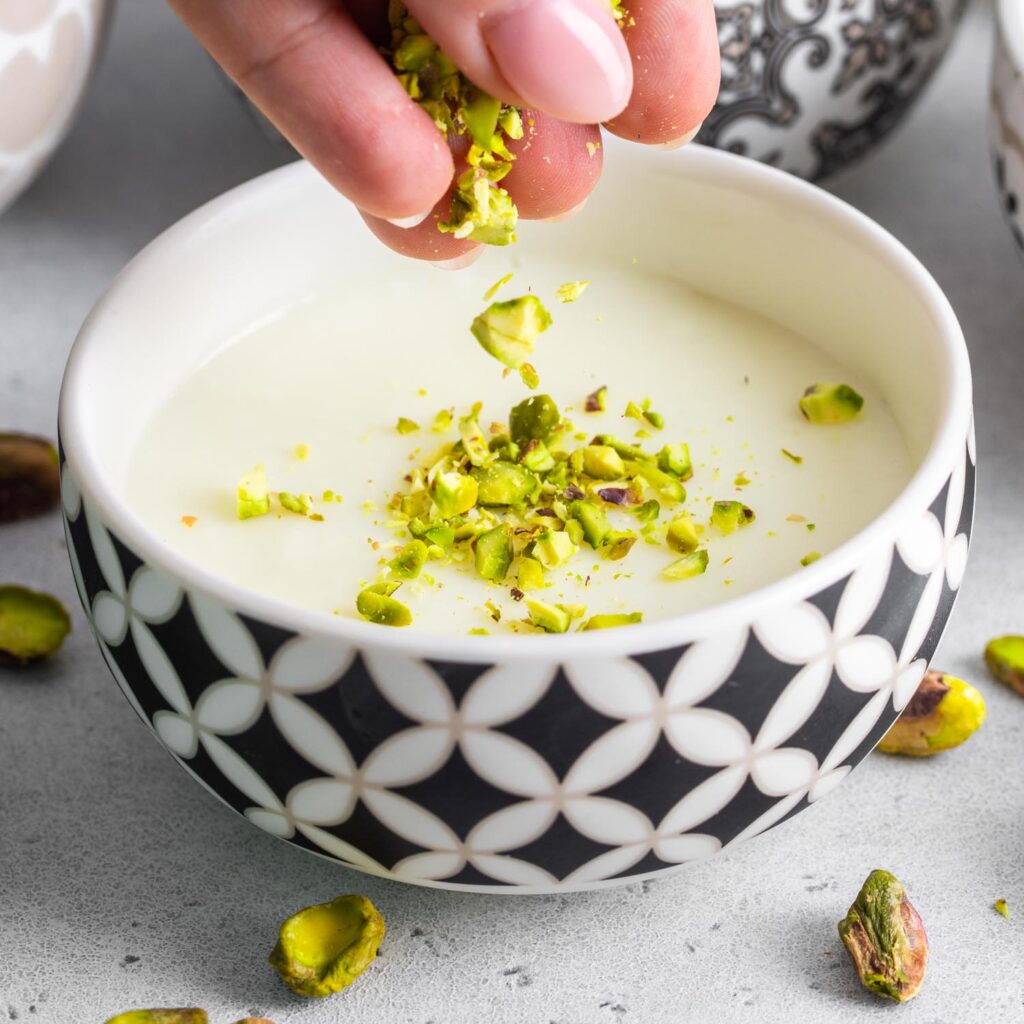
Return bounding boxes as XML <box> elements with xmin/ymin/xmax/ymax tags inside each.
<box><xmin>61</xmin><ymin>425</ymin><xmax>975</xmax><ymax>892</ymax></box>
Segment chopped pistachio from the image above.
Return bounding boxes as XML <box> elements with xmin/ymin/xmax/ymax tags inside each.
<box><xmin>878</xmin><ymin>670</ymin><xmax>986</xmax><ymax>756</ymax></box>
<box><xmin>984</xmin><ymin>635</ymin><xmax>1024</xmax><ymax>695</ymax></box>
<box><xmin>441</xmin><ymin>168</ymin><xmax>518</xmax><ymax>246</ymax></box>
<box><xmin>643</xmin><ymin>409</ymin><xmax>665</xmax><ymax>430</ymax></box>
<box><xmin>580</xmin><ymin>445</ymin><xmax>625</xmax><ymax>480</ymax></box>
<box><xmin>734</xmin><ymin>472</ymin><xmax>750</xmax><ymax>487</ymax></box>
<box><xmin>624</xmin><ymin>400</ymin><xmax>644</xmax><ymax>422</ymax></box>
<box><xmin>516</xmin><ymin>556</ymin><xmax>545</xmax><ymax>592</ymax></box>
<box><xmin>633</xmin><ymin>499</ymin><xmax>660</xmax><ymax>523</ymax></box>
<box><xmin>400</xmin><ymin>490</ymin><xmax>433</xmax><ymax>521</ymax></box>
<box><xmin>279</xmin><ymin>492</ymin><xmax>313</xmax><ymax>516</ymax></box>
<box><xmin>0</xmin><ymin>585</ymin><xmax>71</xmax><ymax>665</ymax></box>
<box><xmin>838</xmin><ymin>870</ymin><xmax>928</xmax><ymax>1003</ymax></box>
<box><xmin>585</xmin><ymin>385</ymin><xmax>608</xmax><ymax>413</ymax></box>
<box><xmin>583</xmin><ymin>612</ymin><xmax>643</xmax><ymax>630</ymax></box>
<box><xmin>658</xmin><ymin>443</ymin><xmax>692</xmax><ymax>480</ymax></box>
<box><xmin>474</xmin><ymin>524</ymin><xmax>513</xmax><ymax>581</ymax></box>
<box><xmin>781</xmin><ymin>448</ymin><xmax>803</xmax><ymax>464</ymax></box>
<box><xmin>526</xmin><ymin>598</ymin><xmax>571</xmax><ymax>634</ymax></box>
<box><xmin>268</xmin><ymin>894</ymin><xmax>385</xmax><ymax>998</ymax></box>
<box><xmin>800</xmin><ymin>551</ymin><xmax>821</xmax><ymax>566</ymax></box>
<box><xmin>568</xmin><ymin>500</ymin><xmax>611</xmax><ymax>548</ymax></box>
<box><xmin>520</xmin><ymin>440</ymin><xmax>555</xmax><ymax>474</ymax></box>
<box><xmin>663</xmin><ymin>549</ymin><xmax>709</xmax><ymax>581</ymax></box>
<box><xmin>469</xmin><ymin>627</ymin><xmax>490</xmax><ymax>636</ymax></box>
<box><xmin>995</xmin><ymin>899</ymin><xmax>1010</xmax><ymax>919</ymax></box>
<box><xmin>432</xmin><ymin>471</ymin><xmax>478</xmax><ymax>517</ymax></box>
<box><xmin>473</xmin><ymin>462</ymin><xmax>537</xmax><ymax>506</ymax></box>
<box><xmin>432</xmin><ymin>409</ymin><xmax>453</xmax><ymax>433</ymax></box>
<box><xmin>458</xmin><ymin>414</ymin><xmax>492</xmax><ymax>467</ymax></box>
<box><xmin>509</xmin><ymin>394</ymin><xmax>560</xmax><ymax>445</ymax></box>
<box><xmin>0</xmin><ymin>432</ymin><xmax>60</xmax><ymax>522</ymax></box>
<box><xmin>799</xmin><ymin>382</ymin><xmax>864</xmax><ymax>424</ymax></box>
<box><xmin>519</xmin><ymin>363</ymin><xmax>540</xmax><ymax>390</ymax></box>
<box><xmin>389</xmin><ymin>540</ymin><xmax>428</xmax><ymax>580</ymax></box>
<box><xmin>236</xmin><ymin>464</ymin><xmax>270</xmax><ymax>520</ymax></box>
<box><xmin>471</xmin><ymin>295</ymin><xmax>551</xmax><ymax>369</ymax></box>
<box><xmin>667</xmin><ymin>514</ymin><xmax>700</xmax><ymax>554</ymax></box>
<box><xmin>483</xmin><ymin>272</ymin><xmax>514</xmax><ymax>301</ymax></box>
<box><xmin>422</xmin><ymin>524</ymin><xmax>454</xmax><ymax>549</ymax></box>
<box><xmin>592</xmin><ymin>434</ymin><xmax>651</xmax><ymax>462</ymax></box>
<box><xmin>556</xmin><ymin>280</ymin><xmax>589</xmax><ymax>303</ymax></box>
<box><xmin>531</xmin><ymin>529</ymin><xmax>578</xmax><ymax>569</ymax></box>
<box><xmin>564</xmin><ymin>518</ymin><xmax>584</xmax><ymax>546</ymax></box>
<box><xmin>396</xmin><ymin>417</ymin><xmax>419</xmax><ymax>435</ymax></box>
<box><xmin>356</xmin><ymin>583</ymin><xmax>412</xmax><ymax>627</ymax></box>
<box><xmin>103</xmin><ymin>1012</ymin><xmax>207</xmax><ymax>1024</ymax></box>
<box><xmin>601</xmin><ymin>530</ymin><xmax>637</xmax><ymax>561</ymax></box>
<box><xmin>711</xmin><ymin>500</ymin><xmax>755</xmax><ymax>534</ymax></box>
<box><xmin>294</xmin><ymin>443</ymin><xmax>310</xmax><ymax>461</ymax></box>
<box><xmin>633</xmin><ymin>462</ymin><xmax>685</xmax><ymax>502</ymax></box>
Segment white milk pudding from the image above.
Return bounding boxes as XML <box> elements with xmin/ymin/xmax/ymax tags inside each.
<box><xmin>125</xmin><ymin>257</ymin><xmax>913</xmax><ymax>635</ymax></box>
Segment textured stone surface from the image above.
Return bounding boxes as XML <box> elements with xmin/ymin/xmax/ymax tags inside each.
<box><xmin>1</xmin><ymin>1</ymin><xmax>1022</xmax><ymax>1020</ymax></box>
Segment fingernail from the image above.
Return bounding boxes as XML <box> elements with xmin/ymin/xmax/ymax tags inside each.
<box><xmin>432</xmin><ymin>250</ymin><xmax>483</xmax><ymax>271</ymax></box>
<box><xmin>655</xmin><ymin>123</ymin><xmax>704</xmax><ymax>151</ymax></box>
<box><xmin>386</xmin><ymin>210</ymin><xmax>433</xmax><ymax>229</ymax></box>
<box><xmin>544</xmin><ymin>197</ymin><xmax>589</xmax><ymax>223</ymax></box>
<box><xmin>483</xmin><ymin>0</ymin><xmax>633</xmax><ymax>124</ymax></box>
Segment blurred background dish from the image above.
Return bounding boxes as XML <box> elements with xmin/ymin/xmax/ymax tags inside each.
<box><xmin>0</xmin><ymin>0</ymin><xmax>112</xmax><ymax>216</ymax></box>
<box><xmin>992</xmin><ymin>0</ymin><xmax>1024</xmax><ymax>254</ymax></box>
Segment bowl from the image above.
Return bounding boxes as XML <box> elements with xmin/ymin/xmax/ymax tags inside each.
<box><xmin>0</xmin><ymin>0</ymin><xmax>113</xmax><ymax>216</ymax></box>
<box><xmin>58</xmin><ymin>147</ymin><xmax>974</xmax><ymax>893</ymax></box>
<box><xmin>992</xmin><ymin>0</ymin><xmax>1024</xmax><ymax>254</ymax></box>
<box><xmin>699</xmin><ymin>0</ymin><xmax>968</xmax><ymax>179</ymax></box>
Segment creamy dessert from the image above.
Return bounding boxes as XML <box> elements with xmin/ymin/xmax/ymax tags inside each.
<box><xmin>125</xmin><ymin>259</ymin><xmax>912</xmax><ymax>634</ymax></box>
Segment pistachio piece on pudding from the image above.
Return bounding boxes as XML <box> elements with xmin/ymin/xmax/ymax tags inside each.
<box><xmin>516</xmin><ymin>556</ymin><xmax>545</xmax><ymax>592</ymax></box>
<box><xmin>878</xmin><ymin>670</ymin><xmax>986</xmax><ymax>756</ymax></box>
<box><xmin>356</xmin><ymin>583</ymin><xmax>412</xmax><ymax>627</ymax></box>
<box><xmin>658</xmin><ymin>442</ymin><xmax>692</xmax><ymax>480</ymax></box>
<box><xmin>583</xmin><ymin>612</ymin><xmax>643</xmax><ymax>630</ymax></box>
<box><xmin>531</xmin><ymin>529</ymin><xmax>577</xmax><ymax>569</ymax></box>
<box><xmin>268</xmin><ymin>894</ymin><xmax>385</xmax><ymax>998</ymax></box>
<box><xmin>666</xmin><ymin>514</ymin><xmax>700</xmax><ymax>554</ymax></box>
<box><xmin>474</xmin><ymin>524</ymin><xmax>513</xmax><ymax>581</ymax></box>
<box><xmin>569</xmin><ymin>500</ymin><xmax>611</xmax><ymax>549</ymax></box>
<box><xmin>526</xmin><ymin>597</ymin><xmax>572</xmax><ymax>634</ymax></box>
<box><xmin>800</xmin><ymin>551</ymin><xmax>821</xmax><ymax>566</ymax></box>
<box><xmin>471</xmin><ymin>295</ymin><xmax>551</xmax><ymax>369</ymax></box>
<box><xmin>838</xmin><ymin>870</ymin><xmax>928</xmax><ymax>1003</ymax></box>
<box><xmin>984</xmin><ymin>635</ymin><xmax>1024</xmax><ymax>695</ymax></box>
<box><xmin>0</xmin><ymin>585</ymin><xmax>71</xmax><ymax>666</ymax></box>
<box><xmin>0</xmin><ymin>432</ymin><xmax>60</xmax><ymax>522</ymax></box>
<box><xmin>236</xmin><ymin>464</ymin><xmax>270</xmax><ymax>519</ymax></box>
<box><xmin>711</xmin><ymin>500</ymin><xmax>755</xmax><ymax>535</ymax></box>
<box><xmin>473</xmin><ymin>462</ymin><xmax>537</xmax><ymax>507</ymax></box>
<box><xmin>432</xmin><ymin>470</ymin><xmax>478</xmax><ymax>518</ymax></box>
<box><xmin>396</xmin><ymin>417</ymin><xmax>419</xmax><ymax>435</ymax></box>
<box><xmin>663</xmin><ymin>549</ymin><xmax>709</xmax><ymax>581</ymax></box>
<box><xmin>580</xmin><ymin>445</ymin><xmax>626</xmax><ymax>480</ymax></box>
<box><xmin>799</xmin><ymin>383</ymin><xmax>864</xmax><ymax>424</ymax></box>
<box><xmin>389</xmin><ymin>540</ymin><xmax>429</xmax><ymax>581</ymax></box>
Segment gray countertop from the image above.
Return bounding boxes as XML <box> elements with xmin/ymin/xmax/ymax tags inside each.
<box><xmin>2</xmin><ymin>2</ymin><xmax>1023</xmax><ymax>1021</ymax></box>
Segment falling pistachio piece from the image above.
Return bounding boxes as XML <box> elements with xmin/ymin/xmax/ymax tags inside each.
<box><xmin>799</xmin><ymin>383</ymin><xmax>864</xmax><ymax>424</ymax></box>
<box><xmin>556</xmin><ymin>280</ymin><xmax>589</xmax><ymax>303</ymax></box>
<box><xmin>877</xmin><ymin>670</ymin><xmax>986</xmax><ymax>756</ymax></box>
<box><xmin>509</xmin><ymin>394</ymin><xmax>560</xmax><ymax>445</ymax></box>
<box><xmin>104</xmin><ymin>1012</ymin><xmax>207</xmax><ymax>1024</ymax></box>
<box><xmin>0</xmin><ymin>585</ymin><xmax>71</xmax><ymax>666</ymax></box>
<box><xmin>471</xmin><ymin>295</ymin><xmax>552</xmax><ymax>369</ymax></box>
<box><xmin>236</xmin><ymin>464</ymin><xmax>270</xmax><ymax>520</ymax></box>
<box><xmin>839</xmin><ymin>869</ymin><xmax>928</xmax><ymax>1003</ymax></box>
<box><xmin>269</xmin><ymin>894</ymin><xmax>385</xmax><ymax>998</ymax></box>
<box><xmin>0</xmin><ymin>433</ymin><xmax>60</xmax><ymax>522</ymax></box>
<box><xmin>984</xmin><ymin>635</ymin><xmax>1024</xmax><ymax>695</ymax></box>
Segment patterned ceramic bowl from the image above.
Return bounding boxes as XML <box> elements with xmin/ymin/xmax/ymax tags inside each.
<box><xmin>992</xmin><ymin>0</ymin><xmax>1024</xmax><ymax>254</ymax></box>
<box><xmin>0</xmin><ymin>0</ymin><xmax>112</xmax><ymax>215</ymax></box>
<box><xmin>701</xmin><ymin>0</ymin><xmax>968</xmax><ymax>179</ymax></box>
<box><xmin>59</xmin><ymin>147</ymin><xmax>974</xmax><ymax>893</ymax></box>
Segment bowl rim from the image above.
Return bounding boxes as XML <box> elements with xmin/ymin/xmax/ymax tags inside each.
<box><xmin>998</xmin><ymin>0</ymin><xmax>1024</xmax><ymax>74</ymax></box>
<box><xmin>59</xmin><ymin>147</ymin><xmax>973</xmax><ymax>663</ymax></box>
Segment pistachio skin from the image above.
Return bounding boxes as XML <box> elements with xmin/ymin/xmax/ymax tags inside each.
<box><xmin>838</xmin><ymin>870</ymin><xmax>927</xmax><ymax>1003</ymax></box>
<box><xmin>268</xmin><ymin>894</ymin><xmax>385</xmax><ymax>999</ymax></box>
<box><xmin>0</xmin><ymin>433</ymin><xmax>60</xmax><ymax>522</ymax></box>
<box><xmin>103</xmin><ymin>1012</ymin><xmax>207</xmax><ymax>1024</ymax></box>
<box><xmin>984</xmin><ymin>635</ymin><xmax>1024</xmax><ymax>695</ymax></box>
<box><xmin>877</xmin><ymin>670</ymin><xmax>986</xmax><ymax>756</ymax></box>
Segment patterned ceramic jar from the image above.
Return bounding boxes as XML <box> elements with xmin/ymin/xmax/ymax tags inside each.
<box><xmin>59</xmin><ymin>147</ymin><xmax>974</xmax><ymax>893</ymax></box>
<box><xmin>992</xmin><ymin>0</ymin><xmax>1024</xmax><ymax>254</ymax></box>
<box><xmin>0</xmin><ymin>0</ymin><xmax>112</xmax><ymax>215</ymax></box>
<box><xmin>700</xmin><ymin>0</ymin><xmax>969</xmax><ymax>178</ymax></box>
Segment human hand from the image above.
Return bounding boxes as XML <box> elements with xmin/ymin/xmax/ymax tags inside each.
<box><xmin>168</xmin><ymin>0</ymin><xmax>720</xmax><ymax>266</ymax></box>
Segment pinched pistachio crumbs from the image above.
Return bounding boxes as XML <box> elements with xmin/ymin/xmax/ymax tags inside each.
<box><xmin>800</xmin><ymin>551</ymin><xmax>821</xmax><ymax>566</ymax></box>
<box><xmin>483</xmin><ymin>273</ymin><xmax>514</xmax><ymax>301</ymax></box>
<box><xmin>396</xmin><ymin>417</ymin><xmax>419</xmax><ymax>435</ymax></box>
<box><xmin>995</xmin><ymin>899</ymin><xmax>1010</xmax><ymax>919</ymax></box>
<box><xmin>781</xmin><ymin>448</ymin><xmax>803</xmax><ymax>464</ymax></box>
<box><xmin>236</xmin><ymin>464</ymin><xmax>270</xmax><ymax>520</ymax></box>
<box><xmin>799</xmin><ymin>382</ymin><xmax>864</xmax><ymax>424</ymax></box>
<box><xmin>556</xmin><ymin>281</ymin><xmax>590</xmax><ymax>303</ymax></box>
<box><xmin>711</xmin><ymin>500</ymin><xmax>755</xmax><ymax>535</ymax></box>
<box><xmin>585</xmin><ymin>385</ymin><xmax>608</xmax><ymax>413</ymax></box>
<box><xmin>583</xmin><ymin>612</ymin><xmax>642</xmax><ymax>630</ymax></box>
<box><xmin>471</xmin><ymin>295</ymin><xmax>552</xmax><ymax>369</ymax></box>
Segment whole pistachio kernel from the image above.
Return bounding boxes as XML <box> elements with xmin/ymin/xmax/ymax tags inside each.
<box><xmin>236</xmin><ymin>464</ymin><xmax>270</xmax><ymax>520</ymax></box>
<box><xmin>877</xmin><ymin>670</ymin><xmax>986</xmax><ymax>756</ymax></box>
<box><xmin>666</xmin><ymin>514</ymin><xmax>700</xmax><ymax>553</ymax></box>
<box><xmin>389</xmin><ymin>540</ymin><xmax>429</xmax><ymax>580</ymax></box>
<box><xmin>839</xmin><ymin>870</ymin><xmax>928</xmax><ymax>1003</ymax></box>
<box><xmin>569</xmin><ymin>500</ymin><xmax>611</xmax><ymax>548</ymax></box>
<box><xmin>474</xmin><ymin>524</ymin><xmax>514</xmax><ymax>581</ymax></box>
<box><xmin>473</xmin><ymin>461</ymin><xmax>537</xmax><ymax>506</ymax></box>
<box><xmin>583</xmin><ymin>612</ymin><xmax>643</xmax><ymax>630</ymax></box>
<box><xmin>356</xmin><ymin>583</ymin><xmax>412</xmax><ymax>627</ymax></box>
<box><xmin>0</xmin><ymin>585</ymin><xmax>71</xmax><ymax>665</ymax></box>
<box><xmin>531</xmin><ymin>529</ymin><xmax>578</xmax><ymax>569</ymax></box>
<box><xmin>509</xmin><ymin>394</ymin><xmax>561</xmax><ymax>445</ymax></box>
<box><xmin>984</xmin><ymin>635</ymin><xmax>1024</xmax><ymax>695</ymax></box>
<box><xmin>268</xmin><ymin>894</ymin><xmax>385</xmax><ymax>998</ymax></box>
<box><xmin>663</xmin><ymin>549</ymin><xmax>709</xmax><ymax>581</ymax></box>
<box><xmin>432</xmin><ymin>470</ymin><xmax>478</xmax><ymax>518</ymax></box>
<box><xmin>103</xmin><ymin>1011</ymin><xmax>208</xmax><ymax>1024</ymax></box>
<box><xmin>799</xmin><ymin>382</ymin><xmax>864</xmax><ymax>424</ymax></box>
<box><xmin>0</xmin><ymin>432</ymin><xmax>60</xmax><ymax>522</ymax></box>
<box><xmin>580</xmin><ymin>445</ymin><xmax>626</xmax><ymax>480</ymax></box>
<box><xmin>711</xmin><ymin>500</ymin><xmax>755</xmax><ymax>535</ymax></box>
<box><xmin>471</xmin><ymin>295</ymin><xmax>552</xmax><ymax>369</ymax></box>
<box><xmin>526</xmin><ymin>598</ymin><xmax>572</xmax><ymax>634</ymax></box>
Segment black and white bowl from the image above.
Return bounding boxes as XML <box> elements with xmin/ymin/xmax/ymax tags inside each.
<box><xmin>59</xmin><ymin>147</ymin><xmax>974</xmax><ymax>893</ymax></box>
<box><xmin>992</xmin><ymin>0</ymin><xmax>1024</xmax><ymax>256</ymax></box>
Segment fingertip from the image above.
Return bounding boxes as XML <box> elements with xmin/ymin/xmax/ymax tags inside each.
<box><xmin>361</xmin><ymin>207</ymin><xmax>483</xmax><ymax>264</ymax></box>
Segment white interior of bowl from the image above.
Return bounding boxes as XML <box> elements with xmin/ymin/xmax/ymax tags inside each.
<box><xmin>60</xmin><ymin>145</ymin><xmax>972</xmax><ymax>658</ymax></box>
<box><xmin>999</xmin><ymin>0</ymin><xmax>1024</xmax><ymax>73</ymax></box>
